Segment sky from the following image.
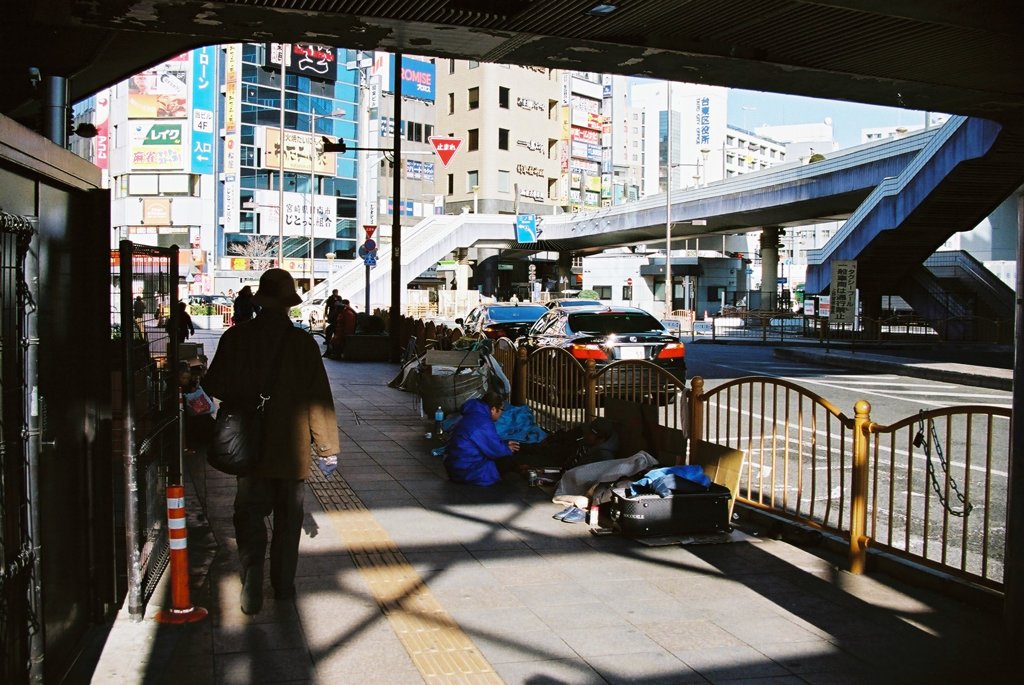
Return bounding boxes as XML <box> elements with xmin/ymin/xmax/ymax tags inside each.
<box><xmin>727</xmin><ymin>89</ymin><xmax>932</xmax><ymax>149</ymax></box>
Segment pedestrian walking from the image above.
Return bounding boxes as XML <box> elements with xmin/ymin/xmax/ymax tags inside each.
<box><xmin>202</xmin><ymin>268</ymin><xmax>340</xmax><ymax>615</ymax></box>
<box><xmin>232</xmin><ymin>285</ymin><xmax>257</xmax><ymax>325</ymax></box>
<box><xmin>169</xmin><ymin>301</ymin><xmax>194</xmax><ymax>343</ymax></box>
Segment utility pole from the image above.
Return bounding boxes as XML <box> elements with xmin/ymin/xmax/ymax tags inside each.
<box><xmin>389</xmin><ymin>53</ymin><xmax>403</xmax><ymax>362</ymax></box>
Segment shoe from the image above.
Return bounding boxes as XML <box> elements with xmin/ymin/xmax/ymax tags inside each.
<box><xmin>552</xmin><ymin>505</ymin><xmax>577</xmax><ymax>521</ymax></box>
<box><xmin>240</xmin><ymin>566</ymin><xmax>263</xmax><ymax>615</ymax></box>
<box><xmin>561</xmin><ymin>506</ymin><xmax>587</xmax><ymax>524</ymax></box>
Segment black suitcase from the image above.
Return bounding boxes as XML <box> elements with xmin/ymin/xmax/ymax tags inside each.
<box><xmin>607</xmin><ymin>482</ymin><xmax>732</xmax><ymax>536</ymax></box>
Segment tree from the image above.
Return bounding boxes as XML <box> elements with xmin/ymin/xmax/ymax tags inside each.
<box><xmin>227</xmin><ymin>235</ymin><xmax>277</xmax><ymax>272</ymax></box>
<box><xmin>578</xmin><ymin>288</ymin><xmax>600</xmax><ymax>299</ymax></box>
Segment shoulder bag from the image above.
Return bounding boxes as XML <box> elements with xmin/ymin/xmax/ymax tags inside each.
<box><xmin>207</xmin><ymin>328</ymin><xmax>290</xmax><ymax>476</ymax></box>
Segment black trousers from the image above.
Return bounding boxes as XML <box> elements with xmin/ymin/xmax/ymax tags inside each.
<box><xmin>233</xmin><ymin>476</ymin><xmax>305</xmax><ymax>596</ymax></box>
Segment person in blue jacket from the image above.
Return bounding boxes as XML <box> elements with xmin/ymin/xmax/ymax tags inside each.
<box><xmin>443</xmin><ymin>391</ymin><xmax>521</xmax><ymax>486</ymax></box>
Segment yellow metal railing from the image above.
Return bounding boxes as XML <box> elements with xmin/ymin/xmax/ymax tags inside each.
<box><xmin>409</xmin><ymin>317</ymin><xmax>1009</xmax><ymax>591</ymax></box>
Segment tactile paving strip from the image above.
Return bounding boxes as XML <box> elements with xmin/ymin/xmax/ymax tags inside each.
<box><xmin>308</xmin><ymin>466</ymin><xmax>502</xmax><ymax>684</ymax></box>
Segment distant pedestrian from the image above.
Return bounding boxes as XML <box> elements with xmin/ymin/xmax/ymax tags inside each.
<box><xmin>202</xmin><ymin>268</ymin><xmax>340</xmax><ymax>615</ymax></box>
<box><xmin>133</xmin><ymin>295</ymin><xmax>146</xmax><ymax>320</ymax></box>
<box><xmin>329</xmin><ymin>299</ymin><xmax>357</xmax><ymax>358</ymax></box>
<box><xmin>173</xmin><ymin>301</ymin><xmax>194</xmax><ymax>343</ymax></box>
<box><xmin>233</xmin><ymin>285</ymin><xmax>257</xmax><ymax>325</ymax></box>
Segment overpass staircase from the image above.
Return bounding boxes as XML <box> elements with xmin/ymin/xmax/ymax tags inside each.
<box><xmin>805</xmin><ymin>116</ymin><xmax>1024</xmax><ymax>337</ymax></box>
<box><xmin>899</xmin><ymin>251</ymin><xmax>1015</xmax><ymax>342</ymax></box>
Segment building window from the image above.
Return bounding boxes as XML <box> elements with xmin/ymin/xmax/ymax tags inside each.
<box><xmin>468</xmin><ymin>87</ymin><xmax>479</xmax><ymax>109</ymax></box>
<box><xmin>498</xmin><ymin>128</ymin><xmax>509</xmax><ymax>150</ymax></box>
<box><xmin>622</xmin><ymin>285</ymin><xmax>633</xmax><ymax>300</ymax></box>
<box><xmin>468</xmin><ymin>128</ymin><xmax>479</xmax><ymax>151</ymax></box>
<box><xmin>594</xmin><ymin>286</ymin><xmax>612</xmax><ymax>299</ymax></box>
<box><xmin>468</xmin><ymin>60</ymin><xmax>479</xmax><ymax>69</ymax></box>
<box><xmin>498</xmin><ymin>170</ymin><xmax>510</xmax><ymax>193</ymax></box>
<box><xmin>467</xmin><ymin>170</ymin><xmax>479</xmax><ymax>191</ymax></box>
<box><xmin>448</xmin><ymin>59</ymin><xmax>456</xmax><ymax>74</ymax></box>
<box><xmin>425</xmin><ymin>124</ymin><xmax>434</xmax><ymax>139</ymax></box>
<box><xmin>448</xmin><ymin>92</ymin><xmax>454</xmax><ymax>115</ymax></box>
<box><xmin>447</xmin><ymin>174</ymin><xmax>454</xmax><ymax>195</ymax></box>
<box><xmin>499</xmin><ymin>87</ymin><xmax>510</xmax><ymax>108</ymax></box>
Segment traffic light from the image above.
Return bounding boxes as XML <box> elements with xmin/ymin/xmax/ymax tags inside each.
<box><xmin>321</xmin><ymin>136</ymin><xmax>347</xmax><ymax>153</ymax></box>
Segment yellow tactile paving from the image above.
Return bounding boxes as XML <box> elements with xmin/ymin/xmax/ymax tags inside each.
<box><xmin>308</xmin><ymin>468</ymin><xmax>503</xmax><ymax>684</ymax></box>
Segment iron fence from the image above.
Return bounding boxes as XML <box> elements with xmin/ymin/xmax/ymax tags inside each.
<box><xmin>115</xmin><ymin>241</ymin><xmax>181</xmax><ymax>618</ymax></box>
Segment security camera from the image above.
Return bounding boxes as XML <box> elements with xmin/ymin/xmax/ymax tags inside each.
<box><xmin>28</xmin><ymin>67</ymin><xmax>41</xmax><ymax>88</ymax></box>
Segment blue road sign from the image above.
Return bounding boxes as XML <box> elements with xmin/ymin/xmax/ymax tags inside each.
<box><xmin>363</xmin><ymin>253</ymin><xmax>377</xmax><ymax>267</ymax></box>
<box><xmin>357</xmin><ymin>244</ymin><xmax>370</xmax><ymax>258</ymax></box>
<box><xmin>515</xmin><ymin>214</ymin><xmax>538</xmax><ymax>243</ymax></box>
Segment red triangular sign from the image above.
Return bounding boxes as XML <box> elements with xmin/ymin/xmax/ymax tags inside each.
<box><xmin>429</xmin><ymin>136</ymin><xmax>463</xmax><ymax>167</ymax></box>
<box><xmin>363</xmin><ymin>225</ymin><xmax>377</xmax><ymax>239</ymax></box>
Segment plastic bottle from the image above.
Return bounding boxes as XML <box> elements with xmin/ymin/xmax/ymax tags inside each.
<box><xmin>434</xmin><ymin>406</ymin><xmax>445</xmax><ymax>436</ymax></box>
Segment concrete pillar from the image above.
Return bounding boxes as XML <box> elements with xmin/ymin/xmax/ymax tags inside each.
<box><xmin>760</xmin><ymin>227</ymin><xmax>781</xmax><ymax>310</ymax></box>
<box><xmin>1007</xmin><ymin>188</ymin><xmax>1024</xmax><ymax>658</ymax></box>
<box><xmin>475</xmin><ymin>248</ymin><xmax>500</xmax><ymax>297</ymax></box>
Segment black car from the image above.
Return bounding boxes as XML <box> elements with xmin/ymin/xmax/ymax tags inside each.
<box><xmin>521</xmin><ymin>306</ymin><xmax>686</xmax><ymax>381</ymax></box>
<box><xmin>463</xmin><ymin>303</ymin><xmax>548</xmax><ymax>340</ymax></box>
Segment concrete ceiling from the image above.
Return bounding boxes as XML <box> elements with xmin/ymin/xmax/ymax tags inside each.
<box><xmin>4</xmin><ymin>1</ymin><xmax>1024</xmax><ymax>130</ymax></box>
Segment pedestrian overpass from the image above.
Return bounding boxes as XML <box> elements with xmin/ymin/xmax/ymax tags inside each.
<box><xmin>313</xmin><ymin>116</ymin><xmax>1022</xmax><ymax>326</ymax></box>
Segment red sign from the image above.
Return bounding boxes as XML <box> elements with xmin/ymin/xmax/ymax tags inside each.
<box><xmin>364</xmin><ymin>224</ymin><xmax>377</xmax><ymax>239</ymax></box>
<box><xmin>428</xmin><ymin>136</ymin><xmax>463</xmax><ymax>167</ymax></box>
<box><xmin>626</xmin><ymin>278</ymin><xmax>633</xmax><ymax>286</ymax></box>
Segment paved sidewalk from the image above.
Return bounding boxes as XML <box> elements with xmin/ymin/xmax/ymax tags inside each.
<box><xmin>87</xmin><ymin>343</ymin><xmax>1011</xmax><ymax>684</ymax></box>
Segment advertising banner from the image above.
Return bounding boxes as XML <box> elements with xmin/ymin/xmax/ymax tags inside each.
<box><xmin>262</xmin><ymin>128</ymin><xmax>335</xmax><ymax>174</ymax></box>
<box><xmin>222</xmin><ymin>44</ymin><xmax>242</xmax><ymax>233</ymax></box>
<box><xmin>253</xmin><ymin>189</ymin><xmax>337</xmax><ymax>239</ymax></box>
<box><xmin>130</xmin><ymin>121</ymin><xmax>184</xmax><ymax>170</ymax></box>
<box><xmin>142</xmin><ymin>198</ymin><xmax>172</xmax><ymax>225</ymax></box>
<box><xmin>128</xmin><ymin>61</ymin><xmax>188</xmax><ymax>119</ymax></box>
<box><xmin>93</xmin><ymin>90</ymin><xmax>110</xmax><ymax>170</ymax></box>
<box><xmin>386</xmin><ymin>55</ymin><xmax>436</xmax><ymax>102</ymax></box>
<box><xmin>571</xmin><ymin>126</ymin><xmax>600</xmax><ymax>144</ymax></box>
<box><xmin>267</xmin><ymin>42</ymin><xmax>338</xmax><ymax>82</ymax></box>
<box><xmin>191</xmin><ymin>46</ymin><xmax>216</xmax><ymax>175</ymax></box>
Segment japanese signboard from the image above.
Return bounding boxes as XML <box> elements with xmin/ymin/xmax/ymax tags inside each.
<box><xmin>127</xmin><ymin>60</ymin><xmax>188</xmax><ymax>119</ymax></box>
<box><xmin>830</xmin><ymin>260</ymin><xmax>857</xmax><ymax>325</ymax></box>
<box><xmin>262</xmin><ymin>128</ymin><xmax>336</xmax><ymax>175</ymax></box>
<box><xmin>266</xmin><ymin>43</ymin><xmax>338</xmax><ymax>82</ymax></box>
<box><xmin>130</xmin><ymin>122</ymin><xmax>184</xmax><ymax>170</ymax></box>
<box><xmin>191</xmin><ymin>46</ymin><xmax>216</xmax><ymax>175</ymax></box>
<box><xmin>252</xmin><ymin>189</ymin><xmax>337</xmax><ymax>239</ymax></box>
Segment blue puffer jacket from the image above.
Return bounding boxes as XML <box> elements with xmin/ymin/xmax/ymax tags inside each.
<box><xmin>443</xmin><ymin>398</ymin><xmax>513</xmax><ymax>486</ymax></box>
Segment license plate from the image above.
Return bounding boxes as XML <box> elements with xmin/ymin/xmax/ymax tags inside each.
<box><xmin>619</xmin><ymin>346</ymin><xmax>645</xmax><ymax>360</ymax></box>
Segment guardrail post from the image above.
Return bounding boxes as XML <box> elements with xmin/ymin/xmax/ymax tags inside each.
<box><xmin>689</xmin><ymin>376</ymin><xmax>705</xmax><ymax>444</ymax></box>
<box><xmin>584</xmin><ymin>358</ymin><xmax>597</xmax><ymax>422</ymax></box>
<box><xmin>514</xmin><ymin>346</ymin><xmax>528</xmax><ymax>405</ymax></box>
<box><xmin>849</xmin><ymin>399</ymin><xmax>872</xmax><ymax>574</ymax></box>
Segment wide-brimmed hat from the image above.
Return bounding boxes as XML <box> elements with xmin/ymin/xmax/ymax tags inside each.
<box><xmin>252</xmin><ymin>268</ymin><xmax>302</xmax><ymax>308</ymax></box>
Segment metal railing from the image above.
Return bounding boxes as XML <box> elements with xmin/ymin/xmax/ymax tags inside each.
<box><xmin>689</xmin><ymin>375</ymin><xmax>1009</xmax><ymax>588</ymax></box>
<box><xmin>409</xmin><ymin>317</ymin><xmax>1010</xmax><ymax>591</ymax></box>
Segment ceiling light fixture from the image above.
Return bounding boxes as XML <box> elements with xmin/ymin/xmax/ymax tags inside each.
<box><xmin>587</xmin><ymin>4</ymin><xmax>619</xmax><ymax>16</ymax></box>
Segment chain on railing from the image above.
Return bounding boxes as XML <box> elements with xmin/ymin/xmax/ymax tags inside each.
<box><xmin>915</xmin><ymin>410</ymin><xmax>973</xmax><ymax>518</ymax></box>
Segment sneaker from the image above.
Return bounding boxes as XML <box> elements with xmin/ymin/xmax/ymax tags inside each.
<box><xmin>561</xmin><ymin>506</ymin><xmax>587</xmax><ymax>524</ymax></box>
<box><xmin>552</xmin><ymin>505</ymin><xmax>576</xmax><ymax>521</ymax></box>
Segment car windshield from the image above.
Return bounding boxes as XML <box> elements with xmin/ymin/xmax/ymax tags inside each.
<box><xmin>487</xmin><ymin>305</ymin><xmax>547</xmax><ymax>322</ymax></box>
<box><xmin>568</xmin><ymin>312</ymin><xmax>665</xmax><ymax>334</ymax></box>
<box><xmin>559</xmin><ymin>300</ymin><xmax>601</xmax><ymax>307</ymax></box>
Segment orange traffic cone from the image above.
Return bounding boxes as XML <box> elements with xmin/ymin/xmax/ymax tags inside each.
<box><xmin>155</xmin><ymin>484</ymin><xmax>208</xmax><ymax>624</ymax></box>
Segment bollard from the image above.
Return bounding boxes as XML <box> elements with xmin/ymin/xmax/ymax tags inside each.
<box><xmin>155</xmin><ymin>484</ymin><xmax>208</xmax><ymax>624</ymax></box>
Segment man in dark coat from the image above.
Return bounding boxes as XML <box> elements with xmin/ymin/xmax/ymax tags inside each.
<box><xmin>232</xmin><ymin>285</ymin><xmax>257</xmax><ymax>325</ymax></box>
<box><xmin>203</xmin><ymin>268</ymin><xmax>340</xmax><ymax>615</ymax></box>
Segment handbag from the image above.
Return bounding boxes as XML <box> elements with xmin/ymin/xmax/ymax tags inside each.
<box><xmin>206</xmin><ymin>329</ymin><xmax>289</xmax><ymax>476</ymax></box>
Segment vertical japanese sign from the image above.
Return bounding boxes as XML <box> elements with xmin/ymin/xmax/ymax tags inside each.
<box><xmin>191</xmin><ymin>46</ymin><xmax>215</xmax><ymax>175</ymax></box>
<box><xmin>222</xmin><ymin>44</ymin><xmax>241</xmax><ymax>232</ymax></box>
<box><xmin>830</xmin><ymin>260</ymin><xmax>858</xmax><ymax>325</ymax></box>
<box><xmin>93</xmin><ymin>90</ymin><xmax>110</xmax><ymax>170</ymax></box>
